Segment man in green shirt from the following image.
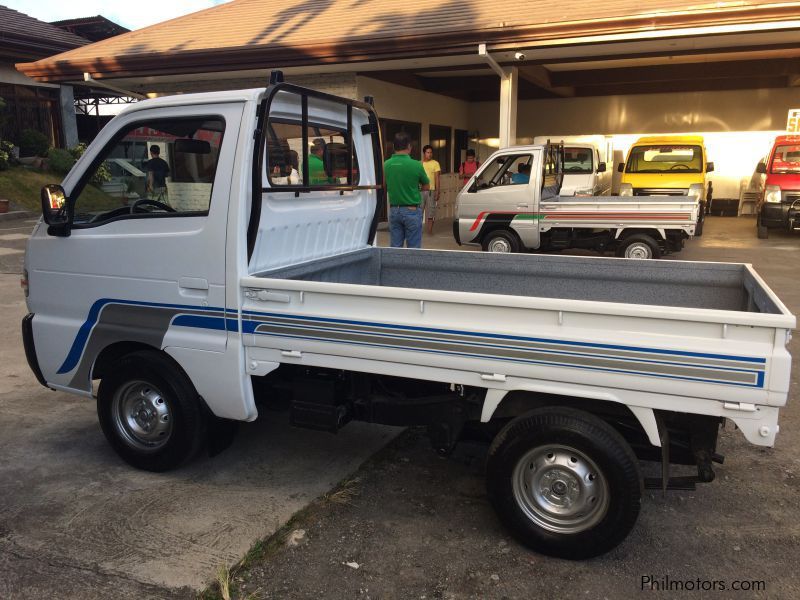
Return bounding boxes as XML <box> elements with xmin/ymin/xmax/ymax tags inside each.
<box><xmin>384</xmin><ymin>132</ymin><xmax>430</xmax><ymax>248</ymax></box>
<box><xmin>308</xmin><ymin>139</ymin><xmax>328</xmax><ymax>185</ymax></box>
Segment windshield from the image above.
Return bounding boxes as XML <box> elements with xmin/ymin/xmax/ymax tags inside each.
<box><xmin>625</xmin><ymin>145</ymin><xmax>703</xmax><ymax>174</ymax></box>
<box><xmin>563</xmin><ymin>147</ymin><xmax>593</xmax><ymax>174</ymax></box>
<box><xmin>770</xmin><ymin>144</ymin><xmax>800</xmax><ymax>174</ymax></box>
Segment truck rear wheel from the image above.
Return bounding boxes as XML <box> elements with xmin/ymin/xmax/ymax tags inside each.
<box><xmin>486</xmin><ymin>407</ymin><xmax>641</xmax><ymax>559</ymax></box>
<box><xmin>97</xmin><ymin>350</ymin><xmax>207</xmax><ymax>472</ymax></box>
<box><xmin>482</xmin><ymin>230</ymin><xmax>520</xmax><ymax>253</ymax></box>
<box><xmin>616</xmin><ymin>234</ymin><xmax>661</xmax><ymax>259</ymax></box>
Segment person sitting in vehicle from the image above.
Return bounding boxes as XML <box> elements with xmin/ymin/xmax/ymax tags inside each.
<box><xmin>511</xmin><ymin>163</ymin><xmax>531</xmax><ymax>184</ymax></box>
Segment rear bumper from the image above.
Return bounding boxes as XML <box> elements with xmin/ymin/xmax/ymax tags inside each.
<box><xmin>21</xmin><ymin>313</ymin><xmax>48</xmax><ymax>388</ymax></box>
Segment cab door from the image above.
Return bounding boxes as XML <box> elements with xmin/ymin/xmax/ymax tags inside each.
<box><xmin>457</xmin><ymin>150</ymin><xmax>539</xmax><ymax>250</ymax></box>
<box><xmin>26</xmin><ymin>102</ymin><xmax>244</xmax><ymax>408</ymax></box>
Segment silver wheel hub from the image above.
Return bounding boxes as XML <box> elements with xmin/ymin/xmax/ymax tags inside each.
<box><xmin>625</xmin><ymin>242</ymin><xmax>652</xmax><ymax>259</ymax></box>
<box><xmin>512</xmin><ymin>444</ymin><xmax>609</xmax><ymax>534</ymax></box>
<box><xmin>112</xmin><ymin>381</ymin><xmax>172</xmax><ymax>452</ymax></box>
<box><xmin>488</xmin><ymin>237</ymin><xmax>512</xmax><ymax>252</ymax></box>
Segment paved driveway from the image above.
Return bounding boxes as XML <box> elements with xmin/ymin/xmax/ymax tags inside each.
<box><xmin>0</xmin><ymin>215</ymin><xmax>399</xmax><ymax>597</ymax></box>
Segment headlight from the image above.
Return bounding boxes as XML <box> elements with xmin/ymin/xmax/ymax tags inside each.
<box><xmin>687</xmin><ymin>183</ymin><xmax>704</xmax><ymax>201</ymax></box>
<box><xmin>765</xmin><ymin>185</ymin><xmax>782</xmax><ymax>203</ymax></box>
<box><xmin>619</xmin><ymin>183</ymin><xmax>633</xmax><ymax>197</ymax></box>
<box><xmin>575</xmin><ymin>187</ymin><xmax>594</xmax><ymax>197</ymax></box>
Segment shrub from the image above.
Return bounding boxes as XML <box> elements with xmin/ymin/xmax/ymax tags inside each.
<box><xmin>0</xmin><ymin>140</ymin><xmax>13</xmax><ymax>170</ymax></box>
<box><xmin>69</xmin><ymin>143</ymin><xmax>111</xmax><ymax>184</ymax></box>
<box><xmin>19</xmin><ymin>129</ymin><xmax>50</xmax><ymax>158</ymax></box>
<box><xmin>47</xmin><ymin>147</ymin><xmax>76</xmax><ymax>175</ymax></box>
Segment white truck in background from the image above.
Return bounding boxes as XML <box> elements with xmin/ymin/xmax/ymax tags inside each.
<box><xmin>533</xmin><ymin>135</ymin><xmax>613</xmax><ymax>196</ymax></box>
<box><xmin>453</xmin><ymin>144</ymin><xmax>699</xmax><ymax>258</ymax></box>
<box><xmin>24</xmin><ymin>76</ymin><xmax>795</xmax><ymax>560</ymax></box>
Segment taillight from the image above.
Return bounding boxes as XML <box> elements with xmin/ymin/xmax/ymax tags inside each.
<box><xmin>21</xmin><ymin>269</ymin><xmax>28</xmax><ymax>298</ymax></box>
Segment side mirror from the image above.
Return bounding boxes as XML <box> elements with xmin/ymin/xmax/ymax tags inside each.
<box><xmin>597</xmin><ymin>162</ymin><xmax>607</xmax><ymax>173</ymax></box>
<box><xmin>40</xmin><ymin>184</ymin><xmax>70</xmax><ymax>237</ymax></box>
<box><xmin>617</xmin><ymin>162</ymin><xmax>625</xmax><ymax>173</ymax></box>
<box><xmin>706</xmin><ymin>161</ymin><xmax>714</xmax><ymax>173</ymax></box>
<box><xmin>756</xmin><ymin>162</ymin><xmax>767</xmax><ymax>174</ymax></box>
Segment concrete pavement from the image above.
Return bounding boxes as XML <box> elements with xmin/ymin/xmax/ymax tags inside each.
<box><xmin>0</xmin><ymin>216</ymin><xmax>400</xmax><ymax>597</ymax></box>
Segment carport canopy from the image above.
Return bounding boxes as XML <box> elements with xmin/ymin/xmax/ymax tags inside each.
<box><xmin>16</xmin><ymin>0</ymin><xmax>800</xmax><ymax>147</ymax></box>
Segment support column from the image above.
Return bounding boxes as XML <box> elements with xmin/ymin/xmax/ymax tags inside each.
<box><xmin>499</xmin><ymin>67</ymin><xmax>518</xmax><ymax>149</ymax></box>
<box><xmin>59</xmin><ymin>85</ymin><xmax>78</xmax><ymax>148</ymax></box>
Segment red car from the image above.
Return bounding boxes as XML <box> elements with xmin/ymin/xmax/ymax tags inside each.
<box><xmin>756</xmin><ymin>135</ymin><xmax>800</xmax><ymax>238</ymax></box>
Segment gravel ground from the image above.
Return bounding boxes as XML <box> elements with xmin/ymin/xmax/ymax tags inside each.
<box><xmin>224</xmin><ymin>423</ymin><xmax>798</xmax><ymax>600</ymax></box>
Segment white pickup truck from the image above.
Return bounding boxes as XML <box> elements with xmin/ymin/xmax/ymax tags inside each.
<box><xmin>453</xmin><ymin>145</ymin><xmax>699</xmax><ymax>258</ymax></box>
<box><xmin>23</xmin><ymin>76</ymin><xmax>795</xmax><ymax>560</ymax></box>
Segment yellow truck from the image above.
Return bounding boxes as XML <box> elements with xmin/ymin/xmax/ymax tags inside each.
<box><xmin>618</xmin><ymin>135</ymin><xmax>713</xmax><ymax>235</ymax></box>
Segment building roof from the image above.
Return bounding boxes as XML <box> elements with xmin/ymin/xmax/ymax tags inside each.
<box><xmin>51</xmin><ymin>15</ymin><xmax>130</xmax><ymax>43</ymax></box>
<box><xmin>16</xmin><ymin>0</ymin><xmax>800</xmax><ymax>82</ymax></box>
<box><xmin>0</xmin><ymin>5</ymin><xmax>88</xmax><ymax>62</ymax></box>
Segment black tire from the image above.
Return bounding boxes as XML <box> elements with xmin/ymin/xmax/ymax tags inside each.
<box><xmin>482</xmin><ymin>230</ymin><xmax>520</xmax><ymax>253</ymax></box>
<box><xmin>97</xmin><ymin>350</ymin><xmax>207</xmax><ymax>472</ymax></box>
<box><xmin>694</xmin><ymin>213</ymin><xmax>704</xmax><ymax>237</ymax></box>
<box><xmin>757</xmin><ymin>217</ymin><xmax>769</xmax><ymax>239</ymax></box>
<box><xmin>486</xmin><ymin>407</ymin><xmax>642</xmax><ymax>559</ymax></box>
<box><xmin>615</xmin><ymin>234</ymin><xmax>661</xmax><ymax>259</ymax></box>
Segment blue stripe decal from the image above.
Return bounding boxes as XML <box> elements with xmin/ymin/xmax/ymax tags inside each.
<box><xmin>57</xmin><ymin>298</ymin><xmax>227</xmax><ymax>374</ymax></box>
<box><xmin>252</xmin><ymin>329</ymin><xmax>763</xmax><ymax>388</ymax></box>
<box><xmin>172</xmin><ymin>315</ymin><xmax>227</xmax><ymax>331</ymax></box>
<box><xmin>241</xmin><ymin>311</ymin><xmax>766</xmax><ymax>365</ymax></box>
<box><xmin>258</xmin><ymin>320</ymin><xmax>761</xmax><ymax>374</ymax></box>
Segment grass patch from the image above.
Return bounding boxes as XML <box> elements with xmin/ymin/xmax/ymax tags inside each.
<box><xmin>0</xmin><ymin>166</ymin><xmax>61</xmax><ymax>212</ymax></box>
<box><xmin>0</xmin><ymin>166</ymin><xmax>115</xmax><ymax>213</ymax></box>
<box><xmin>198</xmin><ymin>476</ymin><xmax>364</xmax><ymax>600</ymax></box>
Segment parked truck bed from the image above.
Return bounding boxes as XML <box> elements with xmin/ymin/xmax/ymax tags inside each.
<box><xmin>254</xmin><ymin>248</ymin><xmax>784</xmax><ymax>316</ymax></box>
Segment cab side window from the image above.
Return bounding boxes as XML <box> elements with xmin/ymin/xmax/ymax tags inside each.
<box><xmin>473</xmin><ymin>154</ymin><xmax>532</xmax><ymax>190</ymax></box>
<box><xmin>71</xmin><ymin>117</ymin><xmax>225</xmax><ymax>226</ymax></box>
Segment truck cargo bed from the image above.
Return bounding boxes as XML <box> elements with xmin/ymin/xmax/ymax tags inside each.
<box><xmin>255</xmin><ymin>248</ymin><xmax>783</xmax><ymax>316</ymax></box>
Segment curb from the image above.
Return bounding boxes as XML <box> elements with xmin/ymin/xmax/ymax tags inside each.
<box><xmin>0</xmin><ymin>210</ymin><xmax>36</xmax><ymax>222</ymax></box>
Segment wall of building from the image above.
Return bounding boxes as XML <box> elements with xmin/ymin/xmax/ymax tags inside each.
<box><xmin>469</xmin><ymin>87</ymin><xmax>800</xmax><ymax>198</ymax></box>
<box><xmin>358</xmin><ymin>76</ymin><xmax>471</xmax><ymax>220</ymax></box>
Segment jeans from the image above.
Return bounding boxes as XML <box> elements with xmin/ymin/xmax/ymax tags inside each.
<box><xmin>389</xmin><ymin>205</ymin><xmax>423</xmax><ymax>248</ymax></box>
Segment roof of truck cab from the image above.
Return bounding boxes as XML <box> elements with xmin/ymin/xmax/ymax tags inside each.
<box><xmin>633</xmin><ymin>135</ymin><xmax>705</xmax><ymax>145</ymax></box>
<box><xmin>120</xmin><ymin>88</ymin><xmax>263</xmax><ymax>115</ymax></box>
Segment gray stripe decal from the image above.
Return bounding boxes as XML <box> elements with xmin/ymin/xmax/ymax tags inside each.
<box><xmin>253</xmin><ymin>323</ymin><xmax>758</xmax><ymax>385</ymax></box>
<box><xmin>248</xmin><ymin>314</ymin><xmax>763</xmax><ymax>372</ymax></box>
<box><xmin>66</xmin><ymin>305</ymin><xmax>226</xmax><ymax>389</ymax></box>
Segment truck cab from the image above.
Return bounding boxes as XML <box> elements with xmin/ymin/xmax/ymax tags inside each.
<box><xmin>532</xmin><ymin>136</ymin><xmax>612</xmax><ymax>197</ymax></box>
<box><xmin>618</xmin><ymin>135</ymin><xmax>713</xmax><ymax>235</ymax></box>
<box><xmin>756</xmin><ymin>135</ymin><xmax>800</xmax><ymax>238</ymax></box>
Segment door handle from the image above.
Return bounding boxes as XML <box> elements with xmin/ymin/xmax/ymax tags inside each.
<box><xmin>179</xmin><ymin>277</ymin><xmax>209</xmax><ymax>290</ymax></box>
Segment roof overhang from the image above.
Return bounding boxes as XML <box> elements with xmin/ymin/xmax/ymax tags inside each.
<box><xmin>16</xmin><ymin>3</ymin><xmax>800</xmax><ymax>84</ymax></box>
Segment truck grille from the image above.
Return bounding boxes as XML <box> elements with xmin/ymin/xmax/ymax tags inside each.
<box><xmin>783</xmin><ymin>192</ymin><xmax>800</xmax><ymax>204</ymax></box>
<box><xmin>633</xmin><ymin>188</ymin><xmax>687</xmax><ymax>196</ymax></box>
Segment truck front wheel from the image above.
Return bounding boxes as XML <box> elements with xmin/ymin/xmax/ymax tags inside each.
<box><xmin>486</xmin><ymin>407</ymin><xmax>641</xmax><ymax>559</ymax></box>
<box><xmin>97</xmin><ymin>350</ymin><xmax>207</xmax><ymax>472</ymax></box>
<box><xmin>482</xmin><ymin>230</ymin><xmax>520</xmax><ymax>253</ymax></box>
